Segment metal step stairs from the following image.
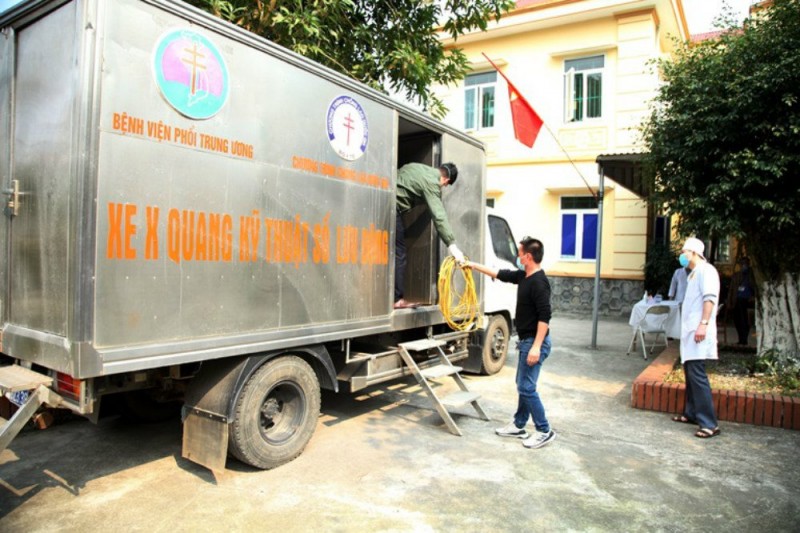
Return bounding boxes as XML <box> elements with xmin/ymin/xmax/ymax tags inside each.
<box><xmin>0</xmin><ymin>365</ymin><xmax>64</xmax><ymax>453</ymax></box>
<box><xmin>397</xmin><ymin>338</ymin><xmax>489</xmax><ymax>436</ymax></box>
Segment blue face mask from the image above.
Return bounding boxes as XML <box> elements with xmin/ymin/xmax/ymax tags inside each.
<box><xmin>516</xmin><ymin>257</ymin><xmax>524</xmax><ymax>270</ymax></box>
<box><xmin>678</xmin><ymin>253</ymin><xmax>690</xmax><ymax>268</ymax></box>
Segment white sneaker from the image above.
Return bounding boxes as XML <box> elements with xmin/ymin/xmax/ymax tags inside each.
<box><xmin>522</xmin><ymin>429</ymin><xmax>556</xmax><ymax>449</ymax></box>
<box><xmin>495</xmin><ymin>422</ymin><xmax>529</xmax><ymax>439</ymax></box>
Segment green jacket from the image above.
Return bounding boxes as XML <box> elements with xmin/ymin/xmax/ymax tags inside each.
<box><xmin>396</xmin><ymin>163</ymin><xmax>456</xmax><ymax>246</ymax></box>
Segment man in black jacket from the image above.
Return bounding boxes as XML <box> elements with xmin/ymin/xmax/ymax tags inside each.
<box><xmin>464</xmin><ymin>236</ymin><xmax>556</xmax><ymax>449</ymax></box>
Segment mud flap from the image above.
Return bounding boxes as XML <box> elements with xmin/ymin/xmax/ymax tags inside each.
<box><xmin>182</xmin><ymin>408</ymin><xmax>228</xmax><ymax>473</ymax></box>
<box><xmin>180</xmin><ymin>357</ymin><xmax>247</xmax><ymax>472</ymax></box>
<box><xmin>462</xmin><ymin>330</ymin><xmax>486</xmax><ymax>374</ymax></box>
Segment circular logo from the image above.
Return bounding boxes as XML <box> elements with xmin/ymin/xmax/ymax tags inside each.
<box><xmin>326</xmin><ymin>96</ymin><xmax>368</xmax><ymax>160</ymax></box>
<box><xmin>153</xmin><ymin>29</ymin><xmax>229</xmax><ymax>120</ymax></box>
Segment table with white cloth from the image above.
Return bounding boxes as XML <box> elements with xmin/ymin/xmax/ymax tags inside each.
<box><xmin>628</xmin><ymin>300</ymin><xmax>682</xmax><ymax>339</ymax></box>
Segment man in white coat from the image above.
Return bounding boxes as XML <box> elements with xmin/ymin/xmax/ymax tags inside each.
<box><xmin>672</xmin><ymin>237</ymin><xmax>721</xmax><ymax>438</ymax></box>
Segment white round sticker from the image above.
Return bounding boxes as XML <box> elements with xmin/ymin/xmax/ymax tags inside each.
<box><xmin>326</xmin><ymin>95</ymin><xmax>369</xmax><ymax>161</ymax></box>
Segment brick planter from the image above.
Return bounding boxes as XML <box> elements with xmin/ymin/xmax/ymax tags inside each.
<box><xmin>631</xmin><ymin>344</ymin><xmax>800</xmax><ymax>430</ymax></box>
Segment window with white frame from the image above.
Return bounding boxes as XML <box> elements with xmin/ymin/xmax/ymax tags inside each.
<box><xmin>560</xmin><ymin>196</ymin><xmax>598</xmax><ymax>261</ymax></box>
<box><xmin>464</xmin><ymin>71</ymin><xmax>496</xmax><ymax>131</ymax></box>
<box><xmin>564</xmin><ymin>55</ymin><xmax>604</xmax><ymax>123</ymax></box>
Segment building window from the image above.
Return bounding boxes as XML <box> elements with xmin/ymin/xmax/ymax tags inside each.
<box><xmin>714</xmin><ymin>238</ymin><xmax>732</xmax><ymax>264</ymax></box>
<box><xmin>560</xmin><ymin>196</ymin><xmax>598</xmax><ymax>261</ymax></box>
<box><xmin>465</xmin><ymin>71</ymin><xmax>496</xmax><ymax>131</ymax></box>
<box><xmin>654</xmin><ymin>216</ymin><xmax>671</xmax><ymax>245</ymax></box>
<box><xmin>564</xmin><ymin>55</ymin><xmax>604</xmax><ymax>123</ymax></box>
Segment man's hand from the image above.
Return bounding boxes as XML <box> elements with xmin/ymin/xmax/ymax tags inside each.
<box><xmin>527</xmin><ymin>348</ymin><xmax>541</xmax><ymax>366</ymax></box>
<box><xmin>694</xmin><ymin>323</ymin><xmax>707</xmax><ymax>343</ymax></box>
<box><xmin>448</xmin><ymin>244</ymin><xmax>466</xmax><ymax>266</ymax></box>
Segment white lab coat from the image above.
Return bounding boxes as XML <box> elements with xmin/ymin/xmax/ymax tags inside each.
<box><xmin>680</xmin><ymin>261</ymin><xmax>720</xmax><ymax>363</ymax></box>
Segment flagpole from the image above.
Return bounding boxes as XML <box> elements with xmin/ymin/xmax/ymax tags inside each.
<box><xmin>538</xmin><ymin>122</ymin><xmax>598</xmax><ymax>203</ymax></box>
<box><xmin>481</xmin><ymin>53</ymin><xmax>597</xmax><ymax>202</ymax></box>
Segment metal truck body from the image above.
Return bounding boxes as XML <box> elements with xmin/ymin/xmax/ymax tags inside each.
<box><xmin>0</xmin><ymin>0</ymin><xmax>510</xmax><ymax>470</ymax></box>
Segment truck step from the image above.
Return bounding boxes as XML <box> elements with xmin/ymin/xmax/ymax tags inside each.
<box><xmin>0</xmin><ymin>377</ymin><xmax>64</xmax><ymax>454</ymax></box>
<box><xmin>0</xmin><ymin>365</ymin><xmax>53</xmax><ymax>394</ymax></box>
<box><xmin>400</xmin><ymin>339</ymin><xmax>446</xmax><ymax>352</ymax></box>
<box><xmin>420</xmin><ymin>364</ymin><xmax>462</xmax><ymax>380</ymax></box>
<box><xmin>440</xmin><ymin>391</ymin><xmax>481</xmax><ymax>408</ymax></box>
<box><xmin>397</xmin><ymin>341</ymin><xmax>489</xmax><ymax>435</ymax></box>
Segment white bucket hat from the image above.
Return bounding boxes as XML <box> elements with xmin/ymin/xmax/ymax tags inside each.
<box><xmin>682</xmin><ymin>237</ymin><xmax>705</xmax><ymax>260</ymax></box>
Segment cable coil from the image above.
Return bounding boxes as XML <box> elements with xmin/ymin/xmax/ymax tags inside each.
<box><xmin>438</xmin><ymin>256</ymin><xmax>481</xmax><ymax>331</ymax></box>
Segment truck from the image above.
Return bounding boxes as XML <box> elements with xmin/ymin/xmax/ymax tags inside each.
<box><xmin>0</xmin><ymin>0</ymin><xmax>517</xmax><ymax>471</ymax></box>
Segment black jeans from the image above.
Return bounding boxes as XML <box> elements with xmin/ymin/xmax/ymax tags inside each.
<box><xmin>683</xmin><ymin>360</ymin><xmax>718</xmax><ymax>429</ymax></box>
<box><xmin>394</xmin><ymin>213</ymin><xmax>406</xmax><ymax>301</ymax></box>
<box><xmin>733</xmin><ymin>299</ymin><xmax>750</xmax><ymax>345</ymax></box>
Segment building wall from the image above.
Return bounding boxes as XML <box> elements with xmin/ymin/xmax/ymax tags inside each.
<box><xmin>433</xmin><ymin>1</ymin><xmax>684</xmax><ymax>292</ymax></box>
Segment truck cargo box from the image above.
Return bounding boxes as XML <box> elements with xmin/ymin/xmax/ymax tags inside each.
<box><xmin>0</xmin><ymin>0</ymin><xmax>486</xmax><ymax>381</ymax></box>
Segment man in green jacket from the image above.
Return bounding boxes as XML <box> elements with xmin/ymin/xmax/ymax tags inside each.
<box><xmin>394</xmin><ymin>162</ymin><xmax>465</xmax><ymax>309</ymax></box>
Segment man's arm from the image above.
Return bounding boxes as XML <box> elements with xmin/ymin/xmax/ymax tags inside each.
<box><xmin>694</xmin><ymin>300</ymin><xmax>715</xmax><ymax>343</ymax></box>
<box><xmin>695</xmin><ymin>266</ymin><xmax>720</xmax><ymax>343</ymax></box>
<box><xmin>421</xmin><ymin>187</ymin><xmax>456</xmax><ymax>246</ymax></box>
<box><xmin>463</xmin><ymin>260</ymin><xmax>499</xmax><ymax>279</ymax></box>
<box><xmin>527</xmin><ymin>321</ymin><xmax>549</xmax><ymax>366</ymax></box>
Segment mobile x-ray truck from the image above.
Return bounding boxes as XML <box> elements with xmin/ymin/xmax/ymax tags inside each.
<box><xmin>0</xmin><ymin>0</ymin><xmax>517</xmax><ymax>471</ymax></box>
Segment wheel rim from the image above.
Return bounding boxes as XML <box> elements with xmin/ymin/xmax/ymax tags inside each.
<box><xmin>259</xmin><ymin>381</ymin><xmax>306</xmax><ymax>445</ymax></box>
<box><xmin>490</xmin><ymin>326</ymin><xmax>507</xmax><ymax>362</ymax></box>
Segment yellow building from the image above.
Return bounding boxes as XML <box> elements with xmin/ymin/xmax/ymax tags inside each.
<box><xmin>433</xmin><ymin>0</ymin><xmax>690</xmax><ymax>315</ymax></box>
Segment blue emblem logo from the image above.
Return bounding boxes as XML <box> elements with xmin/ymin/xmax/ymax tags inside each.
<box><xmin>153</xmin><ymin>29</ymin><xmax>229</xmax><ymax>120</ymax></box>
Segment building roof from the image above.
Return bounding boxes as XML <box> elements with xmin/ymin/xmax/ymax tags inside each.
<box><xmin>596</xmin><ymin>153</ymin><xmax>648</xmax><ymax>198</ymax></box>
<box><xmin>690</xmin><ymin>30</ymin><xmax>725</xmax><ymax>42</ymax></box>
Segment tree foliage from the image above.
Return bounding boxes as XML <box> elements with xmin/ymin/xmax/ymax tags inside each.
<box><xmin>644</xmin><ymin>241</ymin><xmax>678</xmax><ymax>297</ymax></box>
<box><xmin>188</xmin><ymin>0</ymin><xmax>515</xmax><ymax>118</ymax></box>
<box><xmin>642</xmin><ymin>0</ymin><xmax>800</xmax><ymax>280</ymax></box>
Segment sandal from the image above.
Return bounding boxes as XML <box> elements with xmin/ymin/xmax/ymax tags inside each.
<box><xmin>695</xmin><ymin>427</ymin><xmax>721</xmax><ymax>439</ymax></box>
<box><xmin>671</xmin><ymin>415</ymin><xmax>697</xmax><ymax>424</ymax></box>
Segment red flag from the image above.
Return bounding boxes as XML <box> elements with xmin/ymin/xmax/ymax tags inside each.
<box><xmin>482</xmin><ymin>53</ymin><xmax>543</xmax><ymax>148</ymax></box>
<box><xmin>507</xmin><ymin>80</ymin><xmax>543</xmax><ymax>148</ymax></box>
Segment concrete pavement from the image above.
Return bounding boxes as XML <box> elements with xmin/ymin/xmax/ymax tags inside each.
<box><xmin>1</xmin><ymin>316</ymin><xmax>798</xmax><ymax>531</ymax></box>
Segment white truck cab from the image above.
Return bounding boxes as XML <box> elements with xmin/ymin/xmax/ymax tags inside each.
<box><xmin>472</xmin><ymin>208</ymin><xmax>520</xmax><ymax>374</ymax></box>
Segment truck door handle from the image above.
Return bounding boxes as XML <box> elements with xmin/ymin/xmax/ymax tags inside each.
<box><xmin>2</xmin><ymin>179</ymin><xmax>20</xmax><ymax>217</ymax></box>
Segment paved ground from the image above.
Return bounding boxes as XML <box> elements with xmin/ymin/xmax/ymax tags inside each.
<box><xmin>1</xmin><ymin>316</ymin><xmax>798</xmax><ymax>531</ymax></box>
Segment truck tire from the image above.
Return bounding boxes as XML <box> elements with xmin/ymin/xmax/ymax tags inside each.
<box><xmin>481</xmin><ymin>315</ymin><xmax>510</xmax><ymax>375</ymax></box>
<box><xmin>228</xmin><ymin>356</ymin><xmax>320</xmax><ymax>469</ymax></box>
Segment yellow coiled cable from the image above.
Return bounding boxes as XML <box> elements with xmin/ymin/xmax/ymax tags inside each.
<box><xmin>438</xmin><ymin>256</ymin><xmax>481</xmax><ymax>331</ymax></box>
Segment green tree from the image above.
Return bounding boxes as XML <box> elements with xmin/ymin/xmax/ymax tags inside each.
<box><xmin>188</xmin><ymin>0</ymin><xmax>515</xmax><ymax>118</ymax></box>
<box><xmin>642</xmin><ymin>0</ymin><xmax>800</xmax><ymax>358</ymax></box>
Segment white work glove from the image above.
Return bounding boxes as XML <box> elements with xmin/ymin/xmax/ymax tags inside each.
<box><xmin>448</xmin><ymin>243</ymin><xmax>466</xmax><ymax>266</ymax></box>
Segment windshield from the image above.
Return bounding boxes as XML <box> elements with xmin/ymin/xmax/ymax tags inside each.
<box><xmin>488</xmin><ymin>215</ymin><xmax>518</xmax><ymax>265</ymax></box>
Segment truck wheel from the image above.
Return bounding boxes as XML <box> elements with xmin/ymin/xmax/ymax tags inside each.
<box><xmin>481</xmin><ymin>315</ymin><xmax>510</xmax><ymax>375</ymax></box>
<box><xmin>228</xmin><ymin>356</ymin><xmax>320</xmax><ymax>469</ymax></box>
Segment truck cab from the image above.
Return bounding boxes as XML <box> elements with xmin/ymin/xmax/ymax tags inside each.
<box><xmin>475</xmin><ymin>208</ymin><xmax>519</xmax><ymax>374</ymax></box>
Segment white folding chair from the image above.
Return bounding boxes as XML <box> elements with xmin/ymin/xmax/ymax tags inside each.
<box><xmin>626</xmin><ymin>304</ymin><xmax>671</xmax><ymax>360</ymax></box>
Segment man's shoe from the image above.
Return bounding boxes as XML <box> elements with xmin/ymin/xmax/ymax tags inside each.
<box><xmin>522</xmin><ymin>429</ymin><xmax>556</xmax><ymax>449</ymax></box>
<box><xmin>495</xmin><ymin>422</ymin><xmax>529</xmax><ymax>439</ymax></box>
